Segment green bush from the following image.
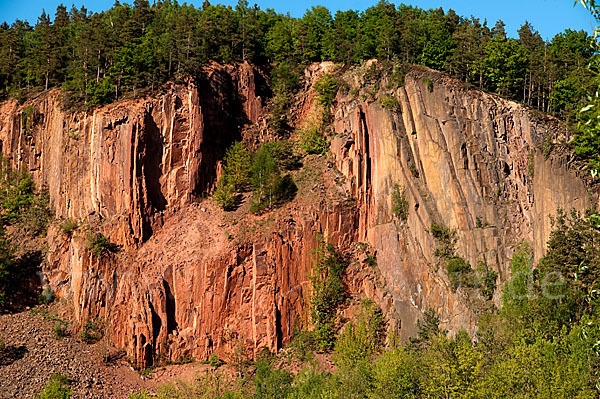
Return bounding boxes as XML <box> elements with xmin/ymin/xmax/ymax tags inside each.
<box><xmin>334</xmin><ymin>300</ymin><xmax>384</xmax><ymax>370</ymax></box>
<box><xmin>290</xmin><ymin>330</ymin><xmax>317</xmax><ymax>361</ymax></box>
<box><xmin>250</xmin><ymin>145</ymin><xmax>297</xmax><ymax>213</ymax></box>
<box><xmin>300</xmin><ymin>125</ymin><xmax>328</xmax><ymax>155</ymax></box>
<box><xmin>60</xmin><ymin>218</ymin><xmax>78</xmax><ymax>236</ymax></box>
<box><xmin>388</xmin><ymin>64</ymin><xmax>409</xmax><ymax>88</ymax></box>
<box><xmin>430</xmin><ymin>223</ymin><xmax>456</xmax><ymax>259</ymax></box>
<box><xmin>212</xmin><ymin>141</ymin><xmax>252</xmax><ymax>211</ymax></box>
<box><xmin>209</xmin><ymin>353</ymin><xmax>221</xmax><ymax>368</ymax></box>
<box><xmin>0</xmin><ymin>164</ymin><xmax>35</xmax><ymax>224</ymax></box>
<box><xmin>572</xmin><ymin>94</ymin><xmax>600</xmax><ymax>174</ymax></box>
<box><xmin>261</xmin><ymin>140</ymin><xmax>301</xmax><ymax>170</ymax></box>
<box><xmin>223</xmin><ymin>142</ymin><xmax>252</xmax><ymax>191</ymax></box>
<box><xmin>371</xmin><ymin>348</ymin><xmax>421</xmax><ymax>399</ymax></box>
<box><xmin>408</xmin><ymin>308</ymin><xmax>445</xmax><ymax>351</ymax></box>
<box><xmin>423</xmin><ymin>76</ymin><xmax>434</xmax><ymax>92</ymax></box>
<box><xmin>391</xmin><ymin>184</ymin><xmax>409</xmax><ymax>221</ymax></box>
<box><xmin>213</xmin><ymin>177</ymin><xmax>237</xmax><ymax>211</ymax></box>
<box><xmin>53</xmin><ymin>320</ymin><xmax>69</xmax><ymax>339</ymax></box>
<box><xmin>87</xmin><ymin>231</ymin><xmax>117</xmax><ymax>257</ymax></box>
<box><xmin>254</xmin><ymin>359</ymin><xmax>293</xmax><ymax>399</ymax></box>
<box><xmin>314</xmin><ymin>73</ymin><xmax>339</xmax><ymax>109</ymax></box>
<box><xmin>127</xmin><ymin>391</ymin><xmax>151</xmax><ymax>399</ymax></box>
<box><xmin>19</xmin><ymin>190</ymin><xmax>52</xmax><ymax>235</ymax></box>
<box><xmin>86</xmin><ymin>77</ymin><xmax>114</xmax><ymax>106</ymax></box>
<box><xmin>36</xmin><ymin>374</ymin><xmax>72</xmax><ymax>399</ymax></box>
<box><xmin>79</xmin><ymin>319</ymin><xmax>103</xmax><ymax>344</ymax></box>
<box><xmin>310</xmin><ymin>240</ymin><xmax>348</xmax><ymax>352</ymax></box>
<box><xmin>445</xmin><ymin>256</ymin><xmax>475</xmax><ymax>290</ymax></box>
<box><xmin>379</xmin><ymin>95</ymin><xmax>400</xmax><ymax>110</ymax></box>
<box><xmin>477</xmin><ymin>261</ymin><xmax>498</xmax><ymax>300</ymax></box>
<box><xmin>38</xmin><ymin>286</ymin><xmax>55</xmax><ymax>305</ymax></box>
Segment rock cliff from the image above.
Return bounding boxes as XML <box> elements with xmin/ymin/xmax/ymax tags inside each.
<box><xmin>328</xmin><ymin>61</ymin><xmax>595</xmax><ymax>336</ymax></box>
<box><xmin>0</xmin><ymin>61</ymin><xmax>594</xmax><ymax>367</ymax></box>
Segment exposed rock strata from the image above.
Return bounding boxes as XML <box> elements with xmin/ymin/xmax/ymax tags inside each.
<box><xmin>0</xmin><ymin>62</ymin><xmax>595</xmax><ymax>367</ymax></box>
<box><xmin>330</xmin><ymin>64</ymin><xmax>594</xmax><ymax>335</ymax></box>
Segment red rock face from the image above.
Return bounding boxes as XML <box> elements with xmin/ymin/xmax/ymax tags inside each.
<box><xmin>0</xmin><ymin>62</ymin><xmax>595</xmax><ymax>368</ymax></box>
<box><xmin>329</xmin><ymin>63</ymin><xmax>595</xmax><ymax>337</ymax></box>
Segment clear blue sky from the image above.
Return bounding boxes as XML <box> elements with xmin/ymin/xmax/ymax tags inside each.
<box><xmin>0</xmin><ymin>0</ymin><xmax>595</xmax><ymax>41</ymax></box>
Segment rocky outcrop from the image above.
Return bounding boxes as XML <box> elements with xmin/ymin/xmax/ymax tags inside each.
<box><xmin>0</xmin><ymin>61</ymin><xmax>595</xmax><ymax>367</ymax></box>
<box><xmin>328</xmin><ymin>62</ymin><xmax>595</xmax><ymax>336</ymax></box>
<box><xmin>0</xmin><ymin>62</ymin><xmax>267</xmax><ymax>245</ymax></box>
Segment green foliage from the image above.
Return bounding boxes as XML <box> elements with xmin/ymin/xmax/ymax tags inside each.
<box><xmin>53</xmin><ymin>320</ymin><xmax>69</xmax><ymax>339</ymax></box>
<box><xmin>21</xmin><ymin>105</ymin><xmax>35</xmax><ymax>135</ymax></box>
<box><xmin>445</xmin><ymin>256</ymin><xmax>475</xmax><ymax>290</ymax></box>
<box><xmin>79</xmin><ymin>319</ymin><xmax>103</xmax><ymax>344</ymax></box>
<box><xmin>371</xmin><ymin>347</ymin><xmax>421</xmax><ymax>399</ymax></box>
<box><xmin>430</xmin><ymin>222</ymin><xmax>457</xmax><ymax>259</ymax></box>
<box><xmin>86</xmin><ymin>231</ymin><xmax>117</xmax><ymax>258</ymax></box>
<box><xmin>128</xmin><ymin>391</ymin><xmax>151</xmax><ymax>399</ymax></box>
<box><xmin>290</xmin><ymin>329</ymin><xmax>317</xmax><ymax>361</ymax></box>
<box><xmin>379</xmin><ymin>94</ymin><xmax>400</xmax><ymax>110</ymax></box>
<box><xmin>269</xmin><ymin>88</ymin><xmax>291</xmax><ymax>133</ymax></box>
<box><xmin>261</xmin><ymin>140</ymin><xmax>301</xmax><ymax>170</ymax></box>
<box><xmin>408</xmin><ymin>308</ymin><xmax>445</xmax><ymax>351</ymax></box>
<box><xmin>0</xmin><ymin>162</ymin><xmax>35</xmax><ymax>224</ymax></box>
<box><xmin>483</xmin><ymin>37</ymin><xmax>528</xmax><ymax>97</ymax></box>
<box><xmin>86</xmin><ymin>77</ymin><xmax>114</xmax><ymax>106</ymax></box>
<box><xmin>310</xmin><ymin>239</ymin><xmax>348</xmax><ymax>352</ymax></box>
<box><xmin>268</xmin><ymin>62</ymin><xmax>300</xmax><ymax>132</ymax></box>
<box><xmin>365</xmin><ymin>254</ymin><xmax>377</xmax><ymax>268</ymax></box>
<box><xmin>501</xmin><ymin>242</ymin><xmax>535</xmax><ymax>317</ymax></box>
<box><xmin>313</xmin><ymin>73</ymin><xmax>339</xmax><ymax>109</ymax></box>
<box><xmin>38</xmin><ymin>286</ymin><xmax>55</xmax><ymax>305</ymax></box>
<box><xmin>300</xmin><ymin>125</ymin><xmax>328</xmax><ymax>155</ymax></box>
<box><xmin>213</xmin><ymin>177</ymin><xmax>237</xmax><ymax>211</ymax></box>
<box><xmin>391</xmin><ymin>184</ymin><xmax>409</xmax><ymax>221</ymax></box>
<box><xmin>213</xmin><ymin>141</ymin><xmax>297</xmax><ymax>212</ymax></box>
<box><xmin>253</xmin><ymin>359</ymin><xmax>293</xmax><ymax>399</ymax></box>
<box><xmin>212</xmin><ymin>141</ymin><xmax>250</xmax><ymax>211</ymax></box>
<box><xmin>209</xmin><ymin>353</ymin><xmax>222</xmax><ymax>368</ymax></box>
<box><xmin>572</xmin><ymin>93</ymin><xmax>600</xmax><ymax>174</ymax></box>
<box><xmin>0</xmin><ymin>0</ymin><xmax>594</xmax><ymax>130</ymax></box>
<box><xmin>542</xmin><ymin>134</ymin><xmax>553</xmax><ymax>159</ymax></box>
<box><xmin>20</xmin><ymin>190</ymin><xmax>52</xmax><ymax>235</ymax></box>
<box><xmin>59</xmin><ymin>218</ymin><xmax>78</xmax><ymax>236</ymax></box>
<box><xmin>250</xmin><ymin>144</ymin><xmax>297</xmax><ymax>213</ymax></box>
<box><xmin>223</xmin><ymin>142</ymin><xmax>253</xmax><ymax>191</ymax></box>
<box><xmin>333</xmin><ymin>300</ymin><xmax>384</xmax><ymax>370</ymax></box>
<box><xmin>420</xmin><ymin>331</ymin><xmax>483</xmax><ymax>398</ymax></box>
<box><xmin>0</xmin><ymin>157</ymin><xmax>50</xmax><ymax>308</ymax></box>
<box><xmin>535</xmin><ymin>210</ymin><xmax>600</xmax><ymax>326</ymax></box>
<box><xmin>422</xmin><ymin>76</ymin><xmax>434</xmax><ymax>92</ymax></box>
<box><xmin>36</xmin><ymin>374</ymin><xmax>72</xmax><ymax>399</ymax></box>
<box><xmin>430</xmin><ymin>223</ymin><xmax>480</xmax><ymax>290</ymax></box>
<box><xmin>477</xmin><ymin>261</ymin><xmax>498</xmax><ymax>301</ymax></box>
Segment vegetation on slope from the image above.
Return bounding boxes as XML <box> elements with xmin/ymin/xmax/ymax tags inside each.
<box><xmin>213</xmin><ymin>140</ymin><xmax>298</xmax><ymax>213</ymax></box>
<box><xmin>127</xmin><ymin>209</ymin><xmax>600</xmax><ymax>398</ymax></box>
<box><xmin>0</xmin><ymin>157</ymin><xmax>51</xmax><ymax>309</ymax></box>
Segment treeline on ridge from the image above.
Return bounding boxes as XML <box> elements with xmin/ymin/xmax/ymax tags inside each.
<box><xmin>0</xmin><ymin>0</ymin><xmax>596</xmax><ymax>121</ymax></box>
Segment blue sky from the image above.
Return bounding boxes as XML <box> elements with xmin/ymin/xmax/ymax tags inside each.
<box><xmin>0</xmin><ymin>0</ymin><xmax>596</xmax><ymax>41</ymax></box>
